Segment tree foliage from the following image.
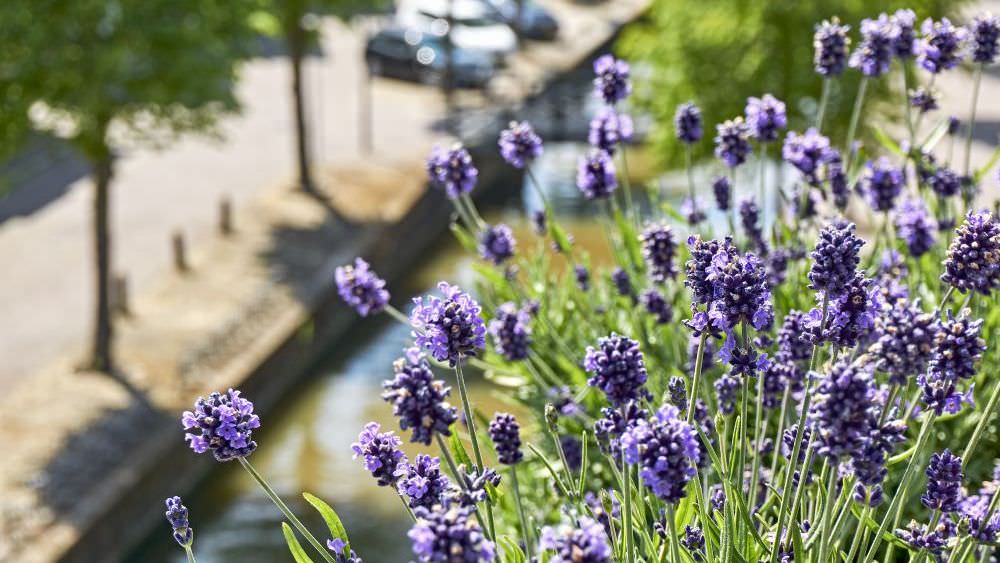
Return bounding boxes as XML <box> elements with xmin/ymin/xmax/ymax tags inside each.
<box><xmin>616</xmin><ymin>0</ymin><xmax>963</xmax><ymax>170</ymax></box>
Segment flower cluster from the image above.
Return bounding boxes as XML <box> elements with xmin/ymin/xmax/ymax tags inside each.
<box><xmin>705</xmin><ymin>247</ymin><xmax>773</xmax><ymax>334</ymax></box>
<box><xmin>782</xmin><ymin>128</ymin><xmax>832</xmax><ymax>185</ymax></box>
<box><xmin>970</xmin><ymin>13</ymin><xmax>1000</xmax><ymax>64</ymax></box>
<box><xmin>640</xmin><ymin>223</ymin><xmax>678</xmax><ymax>283</ymax></box>
<box><xmin>814</xmin><ymin>17</ymin><xmax>851</xmax><ymax>76</ymax></box>
<box><xmin>164</xmin><ymin>496</ymin><xmax>193</xmax><ymax>547</ymax></box>
<box><xmin>621</xmin><ymin>404</ymin><xmax>700</xmax><ymax>503</ymax></box>
<box><xmin>592</xmin><ymin>54</ymin><xmax>631</xmax><ymax>105</ymax></box>
<box><xmin>869</xmin><ymin>299</ymin><xmax>938</xmax><ymax>385</ymax></box>
<box><xmin>921</xmin><ymin>449</ymin><xmax>963</xmax><ymax>513</ymax></box>
<box><xmin>478</xmin><ymin>223</ymin><xmax>516</xmax><ymax>265</ymax></box>
<box><xmin>577</xmin><ymin>150</ymin><xmax>617</xmax><ymax>200</ymax></box>
<box><xmin>396</xmin><ymin>454</ymin><xmax>452</xmax><ymax>510</ymax></box>
<box><xmin>488</xmin><ymin>412</ymin><xmax>524</xmax><ymax>465</ymax></box>
<box><xmin>589</xmin><ymin>107</ymin><xmax>633</xmax><ymax>154</ymax></box>
<box><xmin>540</xmin><ymin>517</ymin><xmax>612</xmax><ymax>563</ymax></box>
<box><xmin>714</xmin><ymin>118</ymin><xmax>753</xmax><ymax>168</ymax></box>
<box><xmin>584</xmin><ymin>333</ymin><xmax>650</xmax><ymax>406</ymax></box>
<box><xmin>941</xmin><ymin>210</ymin><xmax>1000</xmax><ymax>295</ymax></box>
<box><xmin>182</xmin><ymin>389</ymin><xmax>261</xmax><ymax>462</ymax></box>
<box><xmin>488</xmin><ymin>302</ymin><xmax>532</xmax><ymax>361</ymax></box>
<box><xmin>674</xmin><ymin>102</ymin><xmax>703</xmax><ymax>144</ymax></box>
<box><xmin>352</xmin><ymin>422</ymin><xmax>406</xmax><ymax>487</ymax></box>
<box><xmin>712</xmin><ymin>175</ymin><xmax>731</xmax><ymax>211</ymax></box>
<box><xmin>861</xmin><ymin>157</ymin><xmax>905</xmax><ymax>212</ymax></box>
<box><xmin>850</xmin><ymin>14</ymin><xmax>894</xmax><ymax>77</ymax></box>
<box><xmin>917</xmin><ymin>18</ymin><xmax>968</xmax><ymax>74</ymax></box>
<box><xmin>410</xmin><ymin>282</ymin><xmax>486</xmax><ymax>366</ymax></box>
<box><xmin>809</xmin><ymin>361</ymin><xmax>878</xmax><ymax>460</ymax></box>
<box><xmin>808</xmin><ymin>220</ymin><xmax>864</xmax><ymax>296</ymax></box>
<box><xmin>426</xmin><ymin>144</ymin><xmax>478</xmax><ymax>199</ymax></box>
<box><xmin>382</xmin><ymin>348</ymin><xmax>458</xmax><ymax>445</ymax></box>
<box><xmin>335</xmin><ymin>258</ymin><xmax>390</xmax><ymax>317</ymax></box>
<box><xmin>745</xmin><ymin>94</ymin><xmax>787</xmax><ymax>142</ymax></box>
<box><xmin>894</xmin><ymin>198</ymin><xmax>938</xmax><ymax>257</ymax></box>
<box><xmin>498</xmin><ymin>121</ymin><xmax>543</xmax><ymax>169</ymax></box>
<box><xmin>641</xmin><ymin>288</ymin><xmax>672</xmax><ymax>325</ymax></box>
<box><xmin>408</xmin><ymin>505</ymin><xmax>495</xmax><ymax>562</ymax></box>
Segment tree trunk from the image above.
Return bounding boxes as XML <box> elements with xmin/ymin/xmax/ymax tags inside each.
<box><xmin>288</xmin><ymin>20</ymin><xmax>315</xmax><ymax>194</ymax></box>
<box><xmin>89</xmin><ymin>150</ymin><xmax>114</xmax><ymax>372</ymax></box>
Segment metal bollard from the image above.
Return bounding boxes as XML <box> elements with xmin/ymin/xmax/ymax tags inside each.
<box><xmin>219</xmin><ymin>197</ymin><xmax>233</xmax><ymax>235</ymax></box>
<box><xmin>111</xmin><ymin>273</ymin><xmax>130</xmax><ymax>316</ymax></box>
<box><xmin>172</xmin><ymin>231</ymin><xmax>188</xmax><ymax>272</ymax></box>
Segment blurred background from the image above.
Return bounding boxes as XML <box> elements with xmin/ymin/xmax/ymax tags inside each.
<box><xmin>0</xmin><ymin>0</ymin><xmax>996</xmax><ymax>561</ymax></box>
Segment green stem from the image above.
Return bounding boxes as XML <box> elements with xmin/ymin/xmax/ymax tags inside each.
<box><xmin>863</xmin><ymin>412</ymin><xmax>936</xmax><ymax>561</ymax></box>
<box><xmin>397</xmin><ymin>493</ymin><xmax>417</xmax><ymax>522</ymax></box>
<box><xmin>183</xmin><ymin>545</ymin><xmax>196</xmax><ymax>563</ymax></box>
<box><xmin>817</xmin><ymin>461</ymin><xmax>840</xmax><ymax>561</ymax></box>
<box><xmin>622</xmin><ymin>455</ymin><xmax>635</xmax><ymax>563</ymax></box>
<box><xmin>816</xmin><ymin>77</ymin><xmax>832</xmax><ymax>131</ymax></box>
<box><xmin>460</xmin><ymin>193</ymin><xmax>486</xmax><ymax>230</ymax></box>
<box><xmin>384</xmin><ymin>304</ymin><xmax>411</xmax><ymax>327</ymax></box>
<box><xmin>685</xmin><ymin>144</ymin><xmax>696</xmax><ymax>203</ymax></box>
<box><xmin>844</xmin><ymin>77</ymin><xmax>869</xmax><ymax>172</ymax></box>
<box><xmin>686</xmin><ymin>333</ymin><xmax>707</xmax><ymax>424</ymax></box>
<box><xmin>238</xmin><ymin>458</ymin><xmax>337</xmax><ymax>563</ymax></box>
<box><xmin>453</xmin><ymin>360</ymin><xmax>496</xmax><ymax>539</ymax></box>
<box><xmin>510</xmin><ymin>465</ymin><xmax>533</xmax><ymax>561</ymax></box>
<box><xmin>666</xmin><ymin>504</ymin><xmax>682</xmax><ymax>563</ymax></box>
<box><xmin>963</xmin><ymin>65</ymin><xmax>983</xmax><ymax>183</ymax></box>
<box><xmin>961</xmin><ymin>380</ymin><xmax>1000</xmax><ymax>468</ymax></box>
<box><xmin>436</xmin><ymin>434</ymin><xmax>490</xmax><ymax>535</ymax></box>
<box><xmin>845</xmin><ymin>506</ymin><xmax>871</xmax><ymax>562</ymax></box>
<box><xmin>619</xmin><ymin>145</ymin><xmax>637</xmax><ymax>227</ymax></box>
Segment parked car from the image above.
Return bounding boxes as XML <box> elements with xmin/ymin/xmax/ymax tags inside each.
<box><xmin>396</xmin><ymin>0</ymin><xmax>518</xmax><ymax>60</ymax></box>
<box><xmin>365</xmin><ymin>27</ymin><xmax>496</xmax><ymax>88</ymax></box>
<box><xmin>485</xmin><ymin>0</ymin><xmax>558</xmax><ymax>41</ymax></box>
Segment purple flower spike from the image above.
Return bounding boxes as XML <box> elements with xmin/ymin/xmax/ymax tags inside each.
<box><xmin>861</xmin><ymin>157</ymin><xmax>905</xmax><ymax>212</ymax></box>
<box><xmin>577</xmin><ymin>150</ymin><xmax>617</xmax><ymax>200</ymax></box>
<box><xmin>714</xmin><ymin>117</ymin><xmax>753</xmax><ymax>168</ymax></box>
<box><xmin>488</xmin><ymin>412</ymin><xmax>523</xmax><ymax>465</ymax></box>
<box><xmin>575</xmin><ymin>264</ymin><xmax>591</xmax><ymax>291</ymax></box>
<box><xmin>782</xmin><ymin>128</ymin><xmax>833</xmax><ymax>185</ymax></box>
<box><xmin>621</xmin><ymin>404</ymin><xmax>700</xmax><ymax>503</ymax></box>
<box><xmin>745</xmin><ymin>94</ymin><xmax>787</xmax><ymax>143</ymax></box>
<box><xmin>395</xmin><ymin>454</ymin><xmax>451</xmax><ymax>510</ymax></box>
<box><xmin>165</xmin><ymin>496</ymin><xmax>193</xmax><ymax>547</ymax></box>
<box><xmin>382</xmin><ymin>348</ymin><xmax>458</xmax><ymax>445</ymax></box>
<box><xmin>705</xmin><ymin>248</ymin><xmax>773</xmax><ymax>333</ymax></box>
<box><xmin>611</xmin><ymin>267</ymin><xmax>633</xmax><ymax>299</ymax></box>
<box><xmin>971</xmin><ymin>13</ymin><xmax>1000</xmax><ymax>64</ymax></box>
<box><xmin>674</xmin><ymin>102</ymin><xmax>703</xmax><ymax>144</ymax></box>
<box><xmin>890</xmin><ymin>9</ymin><xmax>917</xmax><ymax>59</ymax></box>
<box><xmin>850</xmin><ymin>15</ymin><xmax>895</xmax><ymax>77</ymax></box>
<box><xmin>895</xmin><ymin>198</ymin><xmax>938</xmax><ymax>258</ymax></box>
<box><xmin>922</xmin><ymin>449</ymin><xmax>964</xmax><ymax>513</ymax></box>
<box><xmin>814</xmin><ymin>17</ymin><xmax>851</xmax><ymax>76</ymax></box>
<box><xmin>352</xmin><ymin>422</ymin><xmax>406</xmax><ymax>487</ymax></box>
<box><xmin>326</xmin><ymin>538</ymin><xmax>363</xmax><ymax>562</ymax></box>
<box><xmin>478</xmin><ymin>223</ymin><xmax>516</xmax><ymax>265</ymax></box>
<box><xmin>640</xmin><ymin>223</ymin><xmax>678</xmax><ymax>283</ymax></box>
<box><xmin>871</xmin><ymin>299</ymin><xmax>939</xmax><ymax>385</ymax></box>
<box><xmin>498</xmin><ymin>121</ymin><xmax>543</xmax><ymax>169</ymax></box>
<box><xmin>641</xmin><ymin>288</ymin><xmax>673</xmax><ymax>325</ymax></box>
<box><xmin>917</xmin><ymin>18</ymin><xmax>969</xmax><ymax>74</ymax></box>
<box><xmin>929</xmin><ymin>309</ymin><xmax>986</xmax><ymax>382</ymax></box>
<box><xmin>410</xmin><ymin>282</ymin><xmax>486</xmax><ymax>366</ymax></box>
<box><xmin>592</xmin><ymin>54</ymin><xmax>631</xmax><ymax>105</ymax></box>
<box><xmin>809</xmin><ymin>361</ymin><xmax>877</xmax><ymax>460</ymax></box>
<box><xmin>335</xmin><ymin>258</ymin><xmax>390</xmax><ymax>317</ymax></box>
<box><xmin>909</xmin><ymin>87</ymin><xmax>938</xmax><ymax>114</ymax></box>
<box><xmin>540</xmin><ymin>517</ymin><xmax>613</xmax><ymax>563</ymax></box>
<box><xmin>426</xmin><ymin>144</ymin><xmax>478</xmax><ymax>199</ymax></box>
<box><xmin>712</xmin><ymin>175</ymin><xmax>732</xmax><ymax>211</ymax></box>
<box><xmin>409</xmin><ymin>505</ymin><xmax>495</xmax><ymax>562</ymax></box>
<box><xmin>584</xmin><ymin>333</ymin><xmax>651</xmax><ymax>407</ymax></box>
<box><xmin>809</xmin><ymin>220</ymin><xmax>864</xmax><ymax>297</ymax></box>
<box><xmin>589</xmin><ymin>107</ymin><xmax>633</xmax><ymax>155</ymax></box>
<box><xmin>489</xmin><ymin>302</ymin><xmax>532</xmax><ymax>361</ymax></box>
<box><xmin>182</xmin><ymin>389</ymin><xmax>261</xmax><ymax>462</ymax></box>
<box><xmin>685</xmin><ymin>236</ymin><xmax>737</xmax><ymax>307</ymax></box>
<box><xmin>941</xmin><ymin>210</ymin><xmax>1000</xmax><ymax>295</ymax></box>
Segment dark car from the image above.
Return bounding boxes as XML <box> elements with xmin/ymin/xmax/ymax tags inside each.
<box><xmin>486</xmin><ymin>0</ymin><xmax>558</xmax><ymax>41</ymax></box>
<box><xmin>365</xmin><ymin>28</ymin><xmax>496</xmax><ymax>89</ymax></box>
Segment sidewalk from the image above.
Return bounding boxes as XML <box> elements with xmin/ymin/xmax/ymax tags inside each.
<box><xmin>0</xmin><ymin>1</ymin><xmax>651</xmax><ymax>560</ymax></box>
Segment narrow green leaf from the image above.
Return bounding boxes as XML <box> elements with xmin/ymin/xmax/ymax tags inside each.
<box><xmin>281</xmin><ymin>522</ymin><xmax>315</xmax><ymax>563</ymax></box>
<box><xmin>577</xmin><ymin>430</ymin><xmax>589</xmax><ymax>498</ymax></box>
<box><xmin>527</xmin><ymin>443</ymin><xmax>572</xmax><ymax>498</ymax></box>
<box><xmin>450</xmin><ymin>222</ymin><xmax>478</xmax><ymax>254</ymax></box>
<box><xmin>975</xmin><ymin>145</ymin><xmax>1000</xmax><ymax>183</ymax></box>
<box><xmin>302</xmin><ymin>493</ymin><xmax>348</xmax><ymax>555</ymax></box>
<box><xmin>449</xmin><ymin>428</ymin><xmax>475</xmax><ymax>470</ymax></box>
<box><xmin>871</xmin><ymin>126</ymin><xmax>904</xmax><ymax>157</ymax></box>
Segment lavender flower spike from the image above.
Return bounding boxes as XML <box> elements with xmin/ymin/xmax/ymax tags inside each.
<box><xmin>745</xmin><ymin>94</ymin><xmax>787</xmax><ymax>143</ymax></box>
<box><xmin>714</xmin><ymin>117</ymin><xmax>753</xmax><ymax>168</ymax></box>
<box><xmin>621</xmin><ymin>404</ymin><xmax>700</xmax><ymax>503</ymax></box>
<box><xmin>577</xmin><ymin>149</ymin><xmax>617</xmax><ymax>200</ymax></box>
<box><xmin>588</xmin><ymin>107</ymin><xmax>634</xmax><ymax>155</ymax></box>
<box><xmin>540</xmin><ymin>517</ymin><xmax>612</xmax><ymax>563</ymax></box>
<box><xmin>592</xmin><ymin>54</ymin><xmax>631</xmax><ymax>105</ymax></box>
<box><xmin>782</xmin><ymin>128</ymin><xmax>833</xmax><ymax>185</ymax></box>
<box><xmin>922</xmin><ymin>449</ymin><xmax>963</xmax><ymax>513</ymax></box>
<box><xmin>478</xmin><ymin>223</ymin><xmax>516</xmax><ymax>265</ymax></box>
<box><xmin>488</xmin><ymin>412</ymin><xmax>524</xmax><ymax>465</ymax></box>
<box><xmin>410</xmin><ymin>282</ymin><xmax>487</xmax><ymax>366</ymax></box>
<box><xmin>814</xmin><ymin>17</ymin><xmax>851</xmax><ymax>76</ymax></box>
<box><xmin>408</xmin><ymin>505</ymin><xmax>495</xmax><ymax>562</ymax></box>
<box><xmin>489</xmin><ymin>302</ymin><xmax>532</xmax><ymax>361</ymax></box>
<box><xmin>894</xmin><ymin>198</ymin><xmax>938</xmax><ymax>258</ymax></box>
<box><xmin>917</xmin><ymin>18</ymin><xmax>969</xmax><ymax>74</ymax></box>
<box><xmin>639</xmin><ymin>223</ymin><xmax>678</xmax><ymax>283</ymax></box>
<box><xmin>498</xmin><ymin>121</ymin><xmax>543</xmax><ymax>169</ymax></box>
<box><xmin>808</xmin><ymin>220</ymin><xmax>864</xmax><ymax>297</ymax></box>
<box><xmin>382</xmin><ymin>347</ymin><xmax>458</xmax><ymax>445</ymax></box>
<box><xmin>850</xmin><ymin>15</ymin><xmax>894</xmax><ymax>77</ymax></box>
<box><xmin>941</xmin><ymin>210</ymin><xmax>1000</xmax><ymax>295</ymax></box>
<box><xmin>335</xmin><ymin>258</ymin><xmax>389</xmax><ymax>317</ymax></box>
<box><xmin>165</xmin><ymin>496</ymin><xmax>194</xmax><ymax>547</ymax></box>
<box><xmin>395</xmin><ymin>454</ymin><xmax>451</xmax><ymax>510</ymax></box>
<box><xmin>861</xmin><ymin>157</ymin><xmax>905</xmax><ymax>212</ymax></box>
<box><xmin>890</xmin><ymin>9</ymin><xmax>917</xmax><ymax>59</ymax></box>
<box><xmin>426</xmin><ymin>144</ymin><xmax>478</xmax><ymax>199</ymax></box>
<box><xmin>970</xmin><ymin>13</ymin><xmax>1000</xmax><ymax>64</ymax></box>
<box><xmin>182</xmin><ymin>389</ymin><xmax>260</xmax><ymax>462</ymax></box>
<box><xmin>584</xmin><ymin>333</ymin><xmax>651</xmax><ymax>406</ymax></box>
<box><xmin>352</xmin><ymin>422</ymin><xmax>406</xmax><ymax>487</ymax></box>
<box><xmin>674</xmin><ymin>102</ymin><xmax>703</xmax><ymax>144</ymax></box>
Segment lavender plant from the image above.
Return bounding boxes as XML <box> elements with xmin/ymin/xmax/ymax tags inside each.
<box><xmin>169</xmin><ymin>8</ymin><xmax>1000</xmax><ymax>562</ymax></box>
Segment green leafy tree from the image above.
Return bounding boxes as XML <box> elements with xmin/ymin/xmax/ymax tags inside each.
<box><xmin>0</xmin><ymin>0</ymin><xmax>256</xmax><ymax>372</ymax></box>
<box><xmin>249</xmin><ymin>0</ymin><xmax>386</xmax><ymax>196</ymax></box>
<box><xmin>617</xmin><ymin>0</ymin><xmax>960</xmax><ymax>170</ymax></box>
